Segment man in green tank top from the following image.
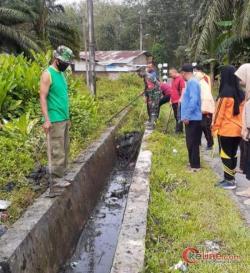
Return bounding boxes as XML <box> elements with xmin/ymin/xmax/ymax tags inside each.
<box><xmin>40</xmin><ymin>45</ymin><xmax>74</xmax><ymax>179</ymax></box>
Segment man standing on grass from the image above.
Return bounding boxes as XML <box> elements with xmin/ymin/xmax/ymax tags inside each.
<box><xmin>181</xmin><ymin>64</ymin><xmax>202</xmax><ymax>172</ymax></box>
<box><xmin>138</xmin><ymin>68</ymin><xmax>161</xmax><ymax>126</ymax></box>
<box><xmin>40</xmin><ymin>45</ymin><xmax>74</xmax><ymax>178</ymax></box>
<box><xmin>169</xmin><ymin>68</ymin><xmax>186</xmax><ymax>133</ymax></box>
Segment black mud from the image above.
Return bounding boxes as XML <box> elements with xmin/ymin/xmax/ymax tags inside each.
<box><xmin>59</xmin><ymin>131</ymin><xmax>142</xmax><ymax>273</ymax></box>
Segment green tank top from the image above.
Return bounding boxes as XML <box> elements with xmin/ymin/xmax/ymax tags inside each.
<box><xmin>46</xmin><ymin>66</ymin><xmax>69</xmax><ymax>123</ymax></box>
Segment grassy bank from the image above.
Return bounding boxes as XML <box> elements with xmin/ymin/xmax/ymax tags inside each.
<box><xmin>145</xmin><ymin>106</ymin><xmax>250</xmax><ymax>272</ymax></box>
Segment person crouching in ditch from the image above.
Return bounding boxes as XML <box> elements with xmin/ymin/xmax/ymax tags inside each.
<box><xmin>40</xmin><ymin>45</ymin><xmax>74</xmax><ymax>180</ymax></box>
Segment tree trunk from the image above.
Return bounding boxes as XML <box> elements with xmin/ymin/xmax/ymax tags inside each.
<box><xmin>210</xmin><ymin>62</ymin><xmax>214</xmax><ymax>88</ymax></box>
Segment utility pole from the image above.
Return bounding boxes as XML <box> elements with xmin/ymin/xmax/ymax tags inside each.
<box><xmin>139</xmin><ymin>12</ymin><xmax>143</xmax><ymax>51</ymax></box>
<box><xmin>85</xmin><ymin>29</ymin><xmax>89</xmax><ymax>87</ymax></box>
<box><xmin>87</xmin><ymin>0</ymin><xmax>96</xmax><ymax>96</ymax></box>
<box><xmin>83</xmin><ymin>9</ymin><xmax>89</xmax><ymax>87</ymax></box>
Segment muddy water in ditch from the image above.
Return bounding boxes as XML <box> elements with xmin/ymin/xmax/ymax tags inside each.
<box><xmin>59</xmin><ymin>132</ymin><xmax>142</xmax><ymax>273</ymax></box>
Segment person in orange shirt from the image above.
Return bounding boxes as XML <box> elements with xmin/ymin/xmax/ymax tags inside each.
<box><xmin>212</xmin><ymin>65</ymin><xmax>245</xmax><ymax>190</ymax></box>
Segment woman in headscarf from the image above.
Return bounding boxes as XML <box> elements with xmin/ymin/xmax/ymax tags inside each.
<box><xmin>212</xmin><ymin>65</ymin><xmax>245</xmax><ymax>190</ymax></box>
<box><xmin>234</xmin><ymin>64</ymin><xmax>250</xmax><ymax>203</ymax></box>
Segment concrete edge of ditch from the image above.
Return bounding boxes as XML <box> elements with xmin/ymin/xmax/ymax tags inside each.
<box><xmin>111</xmin><ymin>128</ymin><xmax>153</xmax><ymax>273</ymax></box>
<box><xmin>0</xmin><ymin>110</ymin><xmax>129</xmax><ymax>273</ymax></box>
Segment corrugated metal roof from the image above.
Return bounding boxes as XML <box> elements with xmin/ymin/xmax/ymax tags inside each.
<box><xmin>79</xmin><ymin>50</ymin><xmax>150</xmax><ymax>64</ymax></box>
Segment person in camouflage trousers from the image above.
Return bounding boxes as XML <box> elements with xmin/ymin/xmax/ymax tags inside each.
<box><xmin>139</xmin><ymin>68</ymin><xmax>161</xmax><ymax>126</ymax></box>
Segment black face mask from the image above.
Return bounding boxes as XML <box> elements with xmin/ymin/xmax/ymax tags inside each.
<box><xmin>57</xmin><ymin>60</ymin><xmax>69</xmax><ymax>72</ymax></box>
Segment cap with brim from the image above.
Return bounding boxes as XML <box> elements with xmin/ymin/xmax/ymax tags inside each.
<box><xmin>181</xmin><ymin>64</ymin><xmax>193</xmax><ymax>72</ymax></box>
<box><xmin>54</xmin><ymin>45</ymin><xmax>74</xmax><ymax>64</ymax></box>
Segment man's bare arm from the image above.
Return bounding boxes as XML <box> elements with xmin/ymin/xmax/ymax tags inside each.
<box><xmin>40</xmin><ymin>71</ymin><xmax>51</xmax><ymax>133</ymax></box>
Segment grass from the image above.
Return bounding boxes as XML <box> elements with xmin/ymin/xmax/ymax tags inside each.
<box><xmin>70</xmin><ymin>75</ymin><xmax>145</xmax><ymax>154</ymax></box>
<box><xmin>145</xmin><ymin>105</ymin><xmax>250</xmax><ymax>273</ymax></box>
<box><xmin>117</xmin><ymin>99</ymin><xmax>147</xmax><ymax>135</ymax></box>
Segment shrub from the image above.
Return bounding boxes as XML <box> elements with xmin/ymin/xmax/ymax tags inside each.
<box><xmin>0</xmin><ymin>53</ymin><xmax>144</xmax><ymax>224</ymax></box>
<box><xmin>70</xmin><ymin>94</ymin><xmax>100</xmax><ymax>139</ymax></box>
<box><xmin>0</xmin><ymin>136</ymin><xmax>34</xmax><ymax>188</ymax></box>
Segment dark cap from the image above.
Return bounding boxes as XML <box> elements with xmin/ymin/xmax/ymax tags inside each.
<box><xmin>181</xmin><ymin>64</ymin><xmax>193</xmax><ymax>72</ymax></box>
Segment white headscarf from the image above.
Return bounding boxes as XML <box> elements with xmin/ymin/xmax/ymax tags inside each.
<box><xmin>235</xmin><ymin>64</ymin><xmax>250</xmax><ymax>140</ymax></box>
<box><xmin>235</xmin><ymin>63</ymin><xmax>250</xmax><ymax>100</ymax></box>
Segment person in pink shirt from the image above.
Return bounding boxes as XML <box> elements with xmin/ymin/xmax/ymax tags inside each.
<box><xmin>169</xmin><ymin>68</ymin><xmax>186</xmax><ymax>133</ymax></box>
<box><xmin>156</xmin><ymin>82</ymin><xmax>171</xmax><ymax>118</ymax></box>
<box><xmin>159</xmin><ymin>82</ymin><xmax>171</xmax><ymax>107</ymax></box>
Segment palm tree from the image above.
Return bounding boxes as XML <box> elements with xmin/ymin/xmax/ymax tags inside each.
<box><xmin>0</xmin><ymin>4</ymin><xmax>40</xmax><ymax>54</ymax></box>
<box><xmin>13</xmin><ymin>0</ymin><xmax>80</xmax><ymax>51</ymax></box>
<box><xmin>190</xmin><ymin>0</ymin><xmax>233</xmax><ymax>58</ymax></box>
<box><xmin>0</xmin><ymin>0</ymin><xmax>80</xmax><ymax>54</ymax></box>
<box><xmin>235</xmin><ymin>0</ymin><xmax>250</xmax><ymax>37</ymax></box>
<box><xmin>191</xmin><ymin>0</ymin><xmax>250</xmax><ymax>60</ymax></box>
<box><xmin>190</xmin><ymin>0</ymin><xmax>250</xmax><ymax>83</ymax></box>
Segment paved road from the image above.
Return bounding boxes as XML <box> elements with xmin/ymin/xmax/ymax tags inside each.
<box><xmin>201</xmin><ymin>138</ymin><xmax>250</xmax><ymax>226</ymax></box>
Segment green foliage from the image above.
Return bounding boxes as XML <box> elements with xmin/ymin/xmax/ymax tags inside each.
<box><xmin>190</xmin><ymin>0</ymin><xmax>250</xmax><ymax>64</ymax></box>
<box><xmin>117</xmin><ymin>98</ymin><xmax>146</xmax><ymax>135</ymax></box>
<box><xmin>70</xmin><ymin>94</ymin><xmax>100</xmax><ymax>139</ymax></box>
<box><xmin>0</xmin><ymin>136</ymin><xmax>35</xmax><ymax>188</ymax></box>
<box><xmin>66</xmin><ymin>0</ymin><xmax>201</xmax><ymax>64</ymax></box>
<box><xmin>0</xmin><ymin>53</ymin><xmax>43</xmax><ymax>121</ymax></box>
<box><xmin>0</xmin><ymin>0</ymin><xmax>80</xmax><ymax>54</ymax></box>
<box><xmin>117</xmin><ymin>73</ymin><xmax>143</xmax><ymax>88</ymax></box>
<box><xmin>151</xmin><ymin>43</ymin><xmax>168</xmax><ymax>64</ymax></box>
<box><xmin>0</xmin><ymin>51</ymin><xmax>143</xmax><ymax>224</ymax></box>
<box><xmin>141</xmin><ymin>0</ymin><xmax>202</xmax><ymax>64</ymax></box>
<box><xmin>71</xmin><ymin>0</ymin><xmax>141</xmax><ymax>51</ymax></box>
<box><xmin>7</xmin><ymin>187</ymin><xmax>36</xmax><ymax>224</ymax></box>
<box><xmin>96</xmin><ymin>74</ymin><xmax>143</xmax><ymax>119</ymax></box>
<box><xmin>0</xmin><ymin>72</ymin><xmax>16</xmax><ymax>111</ymax></box>
<box><xmin>0</xmin><ymin>5</ymin><xmax>40</xmax><ymax>54</ymax></box>
<box><xmin>2</xmin><ymin>112</ymin><xmax>39</xmax><ymax>138</ymax></box>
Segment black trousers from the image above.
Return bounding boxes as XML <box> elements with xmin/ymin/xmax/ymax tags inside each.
<box><xmin>185</xmin><ymin>121</ymin><xmax>202</xmax><ymax>168</ymax></box>
<box><xmin>157</xmin><ymin>95</ymin><xmax>170</xmax><ymax>117</ymax></box>
<box><xmin>201</xmin><ymin>114</ymin><xmax>214</xmax><ymax>148</ymax></box>
<box><xmin>240</xmin><ymin>140</ymin><xmax>248</xmax><ymax>171</ymax></box>
<box><xmin>159</xmin><ymin>95</ymin><xmax>170</xmax><ymax>107</ymax></box>
<box><xmin>218</xmin><ymin>136</ymin><xmax>241</xmax><ymax>181</ymax></box>
<box><xmin>241</xmin><ymin>140</ymin><xmax>250</xmax><ymax>180</ymax></box>
<box><xmin>172</xmin><ymin>103</ymin><xmax>183</xmax><ymax>133</ymax></box>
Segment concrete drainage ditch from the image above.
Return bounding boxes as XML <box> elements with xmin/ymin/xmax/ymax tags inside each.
<box><xmin>0</xmin><ymin>111</ymin><xmax>153</xmax><ymax>273</ymax></box>
<box><xmin>58</xmin><ymin>131</ymin><xmax>142</xmax><ymax>273</ymax></box>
